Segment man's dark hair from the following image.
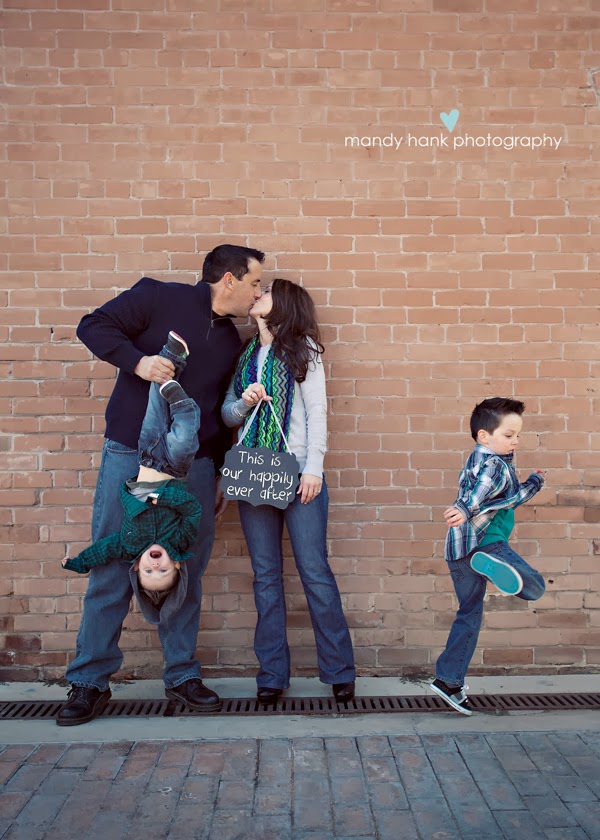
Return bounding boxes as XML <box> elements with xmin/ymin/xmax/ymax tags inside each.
<box><xmin>201</xmin><ymin>244</ymin><xmax>265</xmax><ymax>284</ymax></box>
<box><xmin>470</xmin><ymin>397</ymin><xmax>525</xmax><ymax>442</ymax></box>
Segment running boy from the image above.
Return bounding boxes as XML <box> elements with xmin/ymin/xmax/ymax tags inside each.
<box><xmin>62</xmin><ymin>332</ymin><xmax>202</xmax><ymax>623</ymax></box>
<box><xmin>431</xmin><ymin>397</ymin><xmax>546</xmax><ymax>715</ymax></box>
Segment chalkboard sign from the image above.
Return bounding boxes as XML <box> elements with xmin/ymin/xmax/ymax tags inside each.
<box><xmin>221</xmin><ymin>446</ymin><xmax>300</xmax><ymax>509</ymax></box>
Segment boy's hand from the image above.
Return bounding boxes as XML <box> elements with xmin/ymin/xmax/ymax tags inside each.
<box><xmin>533</xmin><ymin>469</ymin><xmax>545</xmax><ymax>482</ymax></box>
<box><xmin>61</xmin><ymin>556</ymin><xmax>70</xmax><ymax>567</ymax></box>
<box><xmin>444</xmin><ymin>507</ymin><xmax>466</xmax><ymax>528</ymax></box>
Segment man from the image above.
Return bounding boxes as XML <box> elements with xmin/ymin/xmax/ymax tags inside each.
<box><xmin>57</xmin><ymin>244</ymin><xmax>264</xmax><ymax>726</ymax></box>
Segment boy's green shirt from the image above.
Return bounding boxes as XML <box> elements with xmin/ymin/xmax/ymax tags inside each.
<box><xmin>479</xmin><ymin>507</ymin><xmax>514</xmax><ymax>547</ymax></box>
<box><xmin>64</xmin><ymin>479</ymin><xmax>202</xmax><ymax>573</ymax></box>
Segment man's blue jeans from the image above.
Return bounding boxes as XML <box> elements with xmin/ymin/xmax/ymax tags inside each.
<box><xmin>66</xmin><ymin>440</ymin><xmax>216</xmax><ymax>690</ymax></box>
<box><xmin>238</xmin><ymin>478</ymin><xmax>356</xmax><ymax>689</ymax></box>
<box><xmin>436</xmin><ymin>540</ymin><xmax>546</xmax><ymax>687</ymax></box>
<box><xmin>138</xmin><ymin>343</ymin><xmax>200</xmax><ymax>478</ymax></box>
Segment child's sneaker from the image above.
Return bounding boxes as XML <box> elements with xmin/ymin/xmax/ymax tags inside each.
<box><xmin>166</xmin><ymin>331</ymin><xmax>189</xmax><ymax>359</ymax></box>
<box><xmin>470</xmin><ymin>551</ymin><xmax>523</xmax><ymax>595</ymax></box>
<box><xmin>159</xmin><ymin>380</ymin><xmax>187</xmax><ymax>405</ymax></box>
<box><xmin>431</xmin><ymin>679</ymin><xmax>472</xmax><ymax>716</ymax></box>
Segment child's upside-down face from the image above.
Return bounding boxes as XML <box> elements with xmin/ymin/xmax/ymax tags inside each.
<box><xmin>136</xmin><ymin>544</ymin><xmax>179</xmax><ymax>591</ymax></box>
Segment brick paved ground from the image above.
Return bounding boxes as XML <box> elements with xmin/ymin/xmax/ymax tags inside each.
<box><xmin>1</xmin><ymin>732</ymin><xmax>600</xmax><ymax>839</ymax></box>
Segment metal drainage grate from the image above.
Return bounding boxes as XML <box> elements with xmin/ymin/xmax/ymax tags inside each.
<box><xmin>0</xmin><ymin>693</ymin><xmax>599</xmax><ymax>721</ymax></box>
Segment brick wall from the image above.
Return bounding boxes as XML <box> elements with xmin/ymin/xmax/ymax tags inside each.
<box><xmin>2</xmin><ymin>0</ymin><xmax>599</xmax><ymax>682</ymax></box>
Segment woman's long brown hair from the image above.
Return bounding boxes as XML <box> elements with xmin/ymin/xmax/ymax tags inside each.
<box><xmin>264</xmin><ymin>278</ymin><xmax>324</xmax><ymax>383</ymax></box>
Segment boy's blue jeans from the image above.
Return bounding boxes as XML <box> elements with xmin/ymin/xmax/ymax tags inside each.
<box><xmin>138</xmin><ymin>343</ymin><xmax>200</xmax><ymax>479</ymax></box>
<box><xmin>238</xmin><ymin>478</ymin><xmax>356</xmax><ymax>689</ymax></box>
<box><xmin>435</xmin><ymin>540</ymin><xmax>546</xmax><ymax>688</ymax></box>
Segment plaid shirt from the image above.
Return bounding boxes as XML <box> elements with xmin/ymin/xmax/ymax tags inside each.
<box><xmin>64</xmin><ymin>479</ymin><xmax>202</xmax><ymax>574</ymax></box>
<box><xmin>444</xmin><ymin>444</ymin><xmax>544</xmax><ymax>562</ymax></box>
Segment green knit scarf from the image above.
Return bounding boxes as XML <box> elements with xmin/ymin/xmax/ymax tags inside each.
<box><xmin>233</xmin><ymin>336</ymin><xmax>295</xmax><ymax>451</ymax></box>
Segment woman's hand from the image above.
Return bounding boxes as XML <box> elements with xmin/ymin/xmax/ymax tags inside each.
<box><xmin>444</xmin><ymin>506</ymin><xmax>466</xmax><ymax>528</ymax></box>
<box><xmin>241</xmin><ymin>383</ymin><xmax>272</xmax><ymax>407</ymax></box>
<box><xmin>61</xmin><ymin>556</ymin><xmax>70</xmax><ymax>567</ymax></box>
<box><xmin>214</xmin><ymin>478</ymin><xmax>228</xmax><ymax>520</ymax></box>
<box><xmin>298</xmin><ymin>473</ymin><xmax>322</xmax><ymax>504</ymax></box>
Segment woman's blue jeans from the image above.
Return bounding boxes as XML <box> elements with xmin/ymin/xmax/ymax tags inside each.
<box><xmin>65</xmin><ymin>440</ymin><xmax>216</xmax><ymax>690</ymax></box>
<box><xmin>238</xmin><ymin>478</ymin><xmax>356</xmax><ymax>689</ymax></box>
<box><xmin>435</xmin><ymin>540</ymin><xmax>546</xmax><ymax>687</ymax></box>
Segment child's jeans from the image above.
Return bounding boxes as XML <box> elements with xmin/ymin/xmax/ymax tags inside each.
<box><xmin>435</xmin><ymin>540</ymin><xmax>546</xmax><ymax>688</ymax></box>
<box><xmin>137</xmin><ymin>342</ymin><xmax>200</xmax><ymax>479</ymax></box>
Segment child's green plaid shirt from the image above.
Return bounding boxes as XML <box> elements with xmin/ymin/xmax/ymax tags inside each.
<box><xmin>64</xmin><ymin>479</ymin><xmax>202</xmax><ymax>573</ymax></box>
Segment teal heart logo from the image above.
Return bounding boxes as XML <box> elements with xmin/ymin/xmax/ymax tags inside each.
<box><xmin>440</xmin><ymin>109</ymin><xmax>460</xmax><ymax>133</ymax></box>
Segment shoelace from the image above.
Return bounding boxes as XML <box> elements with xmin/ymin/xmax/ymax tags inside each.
<box><xmin>458</xmin><ymin>685</ymin><xmax>470</xmax><ymax>702</ymax></box>
<box><xmin>181</xmin><ymin>678</ymin><xmax>203</xmax><ymax>691</ymax></box>
<box><xmin>67</xmin><ymin>685</ymin><xmax>88</xmax><ymax>700</ymax></box>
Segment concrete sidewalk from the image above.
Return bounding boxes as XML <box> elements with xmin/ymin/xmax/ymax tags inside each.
<box><xmin>1</xmin><ymin>675</ymin><xmax>599</xmax><ymax>745</ymax></box>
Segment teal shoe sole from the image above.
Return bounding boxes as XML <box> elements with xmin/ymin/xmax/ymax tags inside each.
<box><xmin>470</xmin><ymin>551</ymin><xmax>523</xmax><ymax>595</ymax></box>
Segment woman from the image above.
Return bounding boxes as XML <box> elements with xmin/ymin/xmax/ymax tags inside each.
<box><xmin>222</xmin><ymin>278</ymin><xmax>356</xmax><ymax>704</ymax></box>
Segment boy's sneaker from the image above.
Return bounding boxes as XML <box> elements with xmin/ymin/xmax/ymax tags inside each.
<box><xmin>431</xmin><ymin>679</ymin><xmax>472</xmax><ymax>716</ymax></box>
<box><xmin>159</xmin><ymin>380</ymin><xmax>187</xmax><ymax>405</ymax></box>
<box><xmin>166</xmin><ymin>331</ymin><xmax>189</xmax><ymax>359</ymax></box>
<box><xmin>470</xmin><ymin>551</ymin><xmax>523</xmax><ymax>595</ymax></box>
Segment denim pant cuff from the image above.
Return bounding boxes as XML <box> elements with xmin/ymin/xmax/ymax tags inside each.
<box><xmin>160</xmin><ymin>345</ymin><xmax>187</xmax><ymax>376</ymax></box>
<box><xmin>166</xmin><ymin>671</ymin><xmax>202</xmax><ymax>690</ymax></box>
<box><xmin>320</xmin><ymin>669</ymin><xmax>356</xmax><ymax>685</ymax></box>
<box><xmin>435</xmin><ymin>673</ymin><xmax>465</xmax><ymax>687</ymax></box>
<box><xmin>71</xmin><ymin>680</ymin><xmax>110</xmax><ymax>692</ymax></box>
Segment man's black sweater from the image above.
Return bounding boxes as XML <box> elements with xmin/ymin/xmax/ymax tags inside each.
<box><xmin>77</xmin><ymin>277</ymin><xmax>241</xmax><ymax>469</ymax></box>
